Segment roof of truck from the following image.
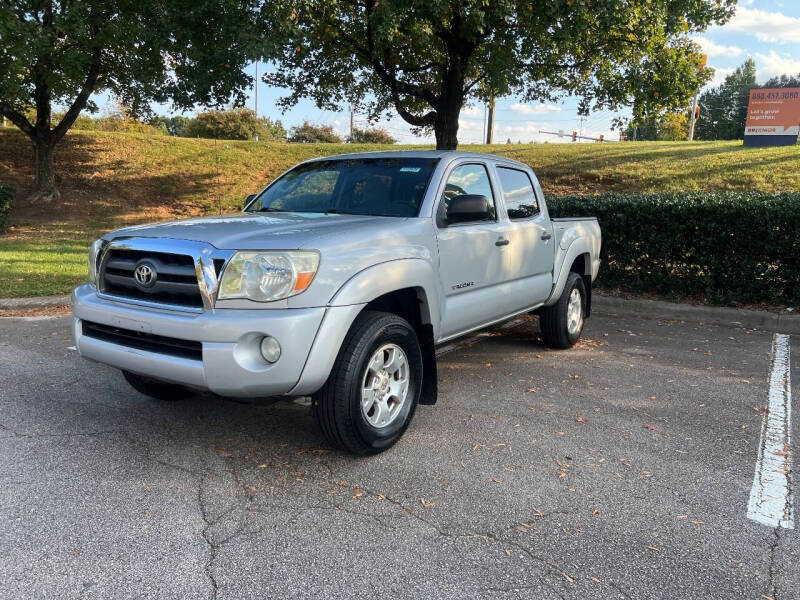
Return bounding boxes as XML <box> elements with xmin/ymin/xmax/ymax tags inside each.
<box><xmin>302</xmin><ymin>149</ymin><xmax>530</xmax><ymax>169</ymax></box>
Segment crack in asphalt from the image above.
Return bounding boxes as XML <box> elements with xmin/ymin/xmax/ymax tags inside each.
<box><xmin>197</xmin><ymin>475</ymin><xmax>220</xmax><ymax>600</ymax></box>
<box><xmin>347</xmin><ymin>482</ymin><xmax>632</xmax><ymax>599</ymax></box>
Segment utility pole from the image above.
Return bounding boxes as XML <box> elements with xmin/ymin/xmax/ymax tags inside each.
<box><xmin>254</xmin><ymin>61</ymin><xmax>258</xmax><ymax>118</ymax></box>
<box><xmin>688</xmin><ymin>93</ymin><xmax>699</xmax><ymax>141</ymax></box>
<box><xmin>349</xmin><ymin>105</ymin><xmax>354</xmax><ymax>142</ymax></box>
<box><xmin>578</xmin><ymin>116</ymin><xmax>585</xmax><ymax>142</ymax></box>
<box><xmin>485</xmin><ymin>98</ymin><xmax>495</xmax><ymax>144</ymax></box>
<box><xmin>253</xmin><ymin>61</ymin><xmax>259</xmax><ymax>142</ymax></box>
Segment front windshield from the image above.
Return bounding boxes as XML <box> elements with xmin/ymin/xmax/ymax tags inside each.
<box><xmin>246</xmin><ymin>157</ymin><xmax>440</xmax><ymax>217</ymax></box>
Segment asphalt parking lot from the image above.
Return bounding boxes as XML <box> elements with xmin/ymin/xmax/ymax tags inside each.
<box><xmin>0</xmin><ymin>308</ymin><xmax>796</xmax><ymax>600</ymax></box>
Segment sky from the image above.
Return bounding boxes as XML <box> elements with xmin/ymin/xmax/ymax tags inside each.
<box><xmin>142</xmin><ymin>1</ymin><xmax>800</xmax><ymax>144</ymax></box>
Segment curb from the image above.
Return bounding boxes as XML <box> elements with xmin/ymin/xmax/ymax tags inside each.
<box><xmin>0</xmin><ymin>294</ymin><xmax>71</xmax><ymax>310</ymax></box>
<box><xmin>593</xmin><ymin>294</ymin><xmax>800</xmax><ymax>334</ymax></box>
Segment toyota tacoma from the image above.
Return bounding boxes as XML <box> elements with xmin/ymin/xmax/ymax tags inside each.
<box><xmin>72</xmin><ymin>151</ymin><xmax>601</xmax><ymax>454</ymax></box>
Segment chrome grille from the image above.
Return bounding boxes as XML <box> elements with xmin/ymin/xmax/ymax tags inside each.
<box><xmin>100</xmin><ymin>249</ymin><xmax>203</xmax><ymax>309</ymax></box>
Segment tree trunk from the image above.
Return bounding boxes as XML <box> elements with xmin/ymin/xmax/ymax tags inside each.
<box><xmin>31</xmin><ymin>136</ymin><xmax>60</xmax><ymax>203</ymax></box>
<box><xmin>434</xmin><ymin>110</ymin><xmax>460</xmax><ymax>150</ymax></box>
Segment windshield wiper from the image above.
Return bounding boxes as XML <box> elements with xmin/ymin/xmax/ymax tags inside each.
<box><xmin>321</xmin><ymin>208</ymin><xmax>360</xmax><ymax>215</ymax></box>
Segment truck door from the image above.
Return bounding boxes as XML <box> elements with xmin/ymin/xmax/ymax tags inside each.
<box><xmin>493</xmin><ymin>166</ymin><xmax>555</xmax><ymax>309</ymax></box>
<box><xmin>435</xmin><ymin>162</ymin><xmax>511</xmax><ymax>339</ymax></box>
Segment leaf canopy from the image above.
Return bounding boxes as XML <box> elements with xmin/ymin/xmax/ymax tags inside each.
<box><xmin>259</xmin><ymin>0</ymin><xmax>735</xmax><ymax>147</ymax></box>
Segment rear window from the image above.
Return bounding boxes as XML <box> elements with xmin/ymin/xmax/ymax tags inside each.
<box><xmin>496</xmin><ymin>167</ymin><xmax>540</xmax><ymax>220</ymax></box>
<box><xmin>246</xmin><ymin>157</ymin><xmax>440</xmax><ymax>217</ymax></box>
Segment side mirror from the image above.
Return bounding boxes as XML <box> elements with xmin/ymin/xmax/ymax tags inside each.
<box><xmin>243</xmin><ymin>193</ymin><xmax>256</xmax><ymax>210</ymax></box>
<box><xmin>445</xmin><ymin>194</ymin><xmax>491</xmax><ymax>225</ymax></box>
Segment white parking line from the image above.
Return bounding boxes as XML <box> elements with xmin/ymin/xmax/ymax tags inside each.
<box><xmin>747</xmin><ymin>333</ymin><xmax>794</xmax><ymax>529</ymax></box>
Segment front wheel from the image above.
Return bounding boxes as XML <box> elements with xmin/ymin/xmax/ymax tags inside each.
<box><xmin>539</xmin><ymin>272</ymin><xmax>587</xmax><ymax>349</ymax></box>
<box><xmin>312</xmin><ymin>311</ymin><xmax>423</xmax><ymax>455</ymax></box>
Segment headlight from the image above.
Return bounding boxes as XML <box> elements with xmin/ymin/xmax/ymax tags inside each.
<box><xmin>218</xmin><ymin>251</ymin><xmax>320</xmax><ymax>302</ymax></box>
<box><xmin>88</xmin><ymin>239</ymin><xmax>108</xmax><ymax>286</ymax></box>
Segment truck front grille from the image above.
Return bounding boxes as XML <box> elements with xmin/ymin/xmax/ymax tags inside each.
<box><xmin>100</xmin><ymin>249</ymin><xmax>204</xmax><ymax>309</ymax></box>
<box><xmin>81</xmin><ymin>320</ymin><xmax>203</xmax><ymax>361</ymax></box>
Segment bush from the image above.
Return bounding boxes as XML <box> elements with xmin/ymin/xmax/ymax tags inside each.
<box><xmin>348</xmin><ymin>127</ymin><xmax>396</xmax><ymax>144</ymax></box>
<box><xmin>547</xmin><ymin>192</ymin><xmax>800</xmax><ymax>305</ymax></box>
<box><xmin>288</xmin><ymin>121</ymin><xmax>342</xmax><ymax>143</ymax></box>
<box><xmin>148</xmin><ymin>115</ymin><xmax>193</xmax><ymax>137</ymax></box>
<box><xmin>183</xmin><ymin>109</ymin><xmax>286</xmax><ymax>141</ymax></box>
<box><xmin>0</xmin><ymin>183</ymin><xmax>15</xmax><ymax>234</ymax></box>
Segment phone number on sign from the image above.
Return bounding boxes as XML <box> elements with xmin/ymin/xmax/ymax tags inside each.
<box><xmin>752</xmin><ymin>91</ymin><xmax>799</xmax><ymax>101</ymax></box>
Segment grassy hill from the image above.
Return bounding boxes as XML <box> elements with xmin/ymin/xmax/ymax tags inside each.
<box><xmin>1</xmin><ymin>127</ymin><xmax>798</xmax><ymax>298</ymax></box>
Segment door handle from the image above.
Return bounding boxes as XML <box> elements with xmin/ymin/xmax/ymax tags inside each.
<box><xmin>495</xmin><ymin>238</ymin><xmax>510</xmax><ymax>247</ymax></box>
<box><xmin>541</xmin><ymin>232</ymin><xmax>552</xmax><ymax>241</ymax></box>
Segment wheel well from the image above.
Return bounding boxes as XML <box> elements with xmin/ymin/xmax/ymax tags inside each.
<box><xmin>363</xmin><ymin>287</ymin><xmax>437</xmax><ymax>405</ymax></box>
<box><xmin>364</xmin><ymin>287</ymin><xmax>430</xmax><ymax>330</ymax></box>
<box><xmin>569</xmin><ymin>253</ymin><xmax>592</xmax><ymax>317</ymax></box>
<box><xmin>570</xmin><ymin>253</ymin><xmax>590</xmax><ymax>276</ymax></box>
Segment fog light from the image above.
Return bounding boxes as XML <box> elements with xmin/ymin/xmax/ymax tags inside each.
<box><xmin>260</xmin><ymin>336</ymin><xmax>281</xmax><ymax>363</ymax></box>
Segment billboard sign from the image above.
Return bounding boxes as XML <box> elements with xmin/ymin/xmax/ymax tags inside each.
<box><xmin>743</xmin><ymin>88</ymin><xmax>800</xmax><ymax>146</ymax></box>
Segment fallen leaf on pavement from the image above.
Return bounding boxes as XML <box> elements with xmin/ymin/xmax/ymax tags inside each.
<box><xmin>646</xmin><ymin>545</ymin><xmax>660</xmax><ymax>552</ymax></box>
<box><xmin>643</xmin><ymin>424</ymin><xmax>659</xmax><ymax>431</ymax></box>
<box><xmin>420</xmin><ymin>497</ymin><xmax>435</xmax><ymax>508</ymax></box>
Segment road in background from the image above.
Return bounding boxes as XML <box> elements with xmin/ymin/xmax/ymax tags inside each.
<box><xmin>0</xmin><ymin>311</ymin><xmax>796</xmax><ymax>599</ymax></box>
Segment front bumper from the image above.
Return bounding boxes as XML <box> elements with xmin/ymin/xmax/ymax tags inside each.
<box><xmin>72</xmin><ymin>284</ymin><xmax>332</xmax><ymax>397</ymax></box>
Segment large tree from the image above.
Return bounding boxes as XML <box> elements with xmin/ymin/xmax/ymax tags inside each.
<box><xmin>694</xmin><ymin>57</ymin><xmax>757</xmax><ymax>140</ymax></box>
<box><xmin>259</xmin><ymin>0</ymin><xmax>735</xmax><ymax>149</ymax></box>
<box><xmin>0</xmin><ymin>0</ymin><xmax>258</xmax><ymax>201</ymax></box>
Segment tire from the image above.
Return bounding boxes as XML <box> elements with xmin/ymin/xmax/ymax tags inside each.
<box><xmin>312</xmin><ymin>311</ymin><xmax>423</xmax><ymax>455</ymax></box>
<box><xmin>122</xmin><ymin>370</ymin><xmax>195</xmax><ymax>401</ymax></box>
<box><xmin>539</xmin><ymin>272</ymin><xmax>587</xmax><ymax>349</ymax></box>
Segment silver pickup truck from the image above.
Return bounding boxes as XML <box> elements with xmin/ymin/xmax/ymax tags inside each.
<box><xmin>72</xmin><ymin>151</ymin><xmax>601</xmax><ymax>454</ymax></box>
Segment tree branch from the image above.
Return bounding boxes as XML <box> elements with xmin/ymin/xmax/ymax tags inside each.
<box><xmin>0</xmin><ymin>101</ymin><xmax>35</xmax><ymax>138</ymax></box>
<box><xmin>51</xmin><ymin>47</ymin><xmax>102</xmax><ymax>144</ymax></box>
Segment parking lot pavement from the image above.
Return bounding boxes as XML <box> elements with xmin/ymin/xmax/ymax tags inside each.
<box><xmin>0</xmin><ymin>310</ymin><xmax>796</xmax><ymax>600</ymax></box>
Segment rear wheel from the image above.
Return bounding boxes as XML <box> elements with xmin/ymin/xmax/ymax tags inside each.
<box><xmin>539</xmin><ymin>272</ymin><xmax>586</xmax><ymax>349</ymax></box>
<box><xmin>312</xmin><ymin>311</ymin><xmax>422</xmax><ymax>455</ymax></box>
<box><xmin>122</xmin><ymin>370</ymin><xmax>195</xmax><ymax>401</ymax></box>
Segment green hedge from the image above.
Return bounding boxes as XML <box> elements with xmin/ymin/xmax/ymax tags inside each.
<box><xmin>0</xmin><ymin>183</ymin><xmax>14</xmax><ymax>234</ymax></box>
<box><xmin>547</xmin><ymin>192</ymin><xmax>800</xmax><ymax>306</ymax></box>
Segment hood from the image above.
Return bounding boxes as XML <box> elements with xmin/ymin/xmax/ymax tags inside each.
<box><xmin>105</xmin><ymin>212</ymin><xmax>406</xmax><ymax>250</ymax></box>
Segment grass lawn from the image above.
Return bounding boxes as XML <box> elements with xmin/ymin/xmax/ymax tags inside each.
<box><xmin>1</xmin><ymin>128</ymin><xmax>798</xmax><ymax>298</ymax></box>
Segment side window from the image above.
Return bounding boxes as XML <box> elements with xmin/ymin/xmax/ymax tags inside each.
<box><xmin>496</xmin><ymin>167</ymin><xmax>540</xmax><ymax>220</ymax></box>
<box><xmin>439</xmin><ymin>163</ymin><xmax>496</xmax><ymax>224</ymax></box>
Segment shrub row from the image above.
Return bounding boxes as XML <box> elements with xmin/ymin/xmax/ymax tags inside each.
<box><xmin>546</xmin><ymin>191</ymin><xmax>800</xmax><ymax>306</ymax></box>
<box><xmin>0</xmin><ymin>183</ymin><xmax>14</xmax><ymax>234</ymax></box>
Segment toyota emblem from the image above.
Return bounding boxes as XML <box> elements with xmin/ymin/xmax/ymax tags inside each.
<box><xmin>133</xmin><ymin>262</ymin><xmax>157</xmax><ymax>288</ymax></box>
